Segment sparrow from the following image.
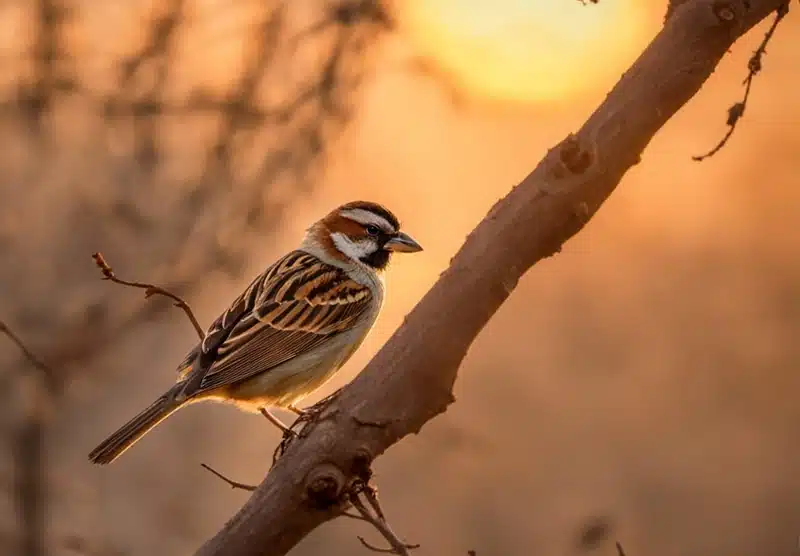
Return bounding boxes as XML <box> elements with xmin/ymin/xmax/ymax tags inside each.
<box><xmin>88</xmin><ymin>201</ymin><xmax>422</xmax><ymax>464</ymax></box>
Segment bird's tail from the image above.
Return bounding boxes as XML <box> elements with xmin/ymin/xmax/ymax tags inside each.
<box><xmin>88</xmin><ymin>392</ymin><xmax>182</xmax><ymax>465</ymax></box>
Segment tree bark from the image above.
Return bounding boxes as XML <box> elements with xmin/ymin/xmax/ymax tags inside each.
<box><xmin>196</xmin><ymin>1</ymin><xmax>790</xmax><ymax>554</ymax></box>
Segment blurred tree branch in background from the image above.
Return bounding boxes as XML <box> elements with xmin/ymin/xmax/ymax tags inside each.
<box><xmin>190</xmin><ymin>1</ymin><xmax>794</xmax><ymax>555</ymax></box>
<box><xmin>1</xmin><ymin>321</ymin><xmax>59</xmax><ymax>556</ymax></box>
<box><xmin>0</xmin><ymin>1</ymin><xmax>391</xmax><ymax>554</ymax></box>
<box><xmin>0</xmin><ymin>0</ymin><xmax>391</xmax><ymax>370</ymax></box>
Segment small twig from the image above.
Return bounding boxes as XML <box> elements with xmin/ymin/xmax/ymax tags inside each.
<box><xmin>361</xmin><ymin>484</ymin><xmax>386</xmax><ymax>521</ymax></box>
<box><xmin>357</xmin><ymin>536</ymin><xmax>400</xmax><ymax>554</ymax></box>
<box><xmin>91</xmin><ymin>252</ymin><xmax>205</xmax><ymax>340</ymax></box>
<box><xmin>200</xmin><ymin>463</ymin><xmax>257</xmax><ymax>492</ymax></box>
<box><xmin>0</xmin><ymin>320</ymin><xmax>57</xmax><ymax>390</ymax></box>
<box><xmin>693</xmin><ymin>2</ymin><xmax>790</xmax><ymax>161</ymax></box>
<box><xmin>616</xmin><ymin>541</ymin><xmax>627</xmax><ymax>556</ymax></box>
<box><xmin>341</xmin><ymin>511</ymin><xmax>370</xmax><ymax>523</ymax></box>
<box><xmin>349</xmin><ymin>483</ymin><xmax>419</xmax><ymax>555</ymax></box>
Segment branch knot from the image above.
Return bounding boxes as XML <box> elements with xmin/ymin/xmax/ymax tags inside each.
<box><xmin>305</xmin><ymin>463</ymin><xmax>347</xmax><ymax>510</ymax></box>
<box><xmin>711</xmin><ymin>1</ymin><xmax>737</xmax><ymax>24</ymax></box>
<box><xmin>557</xmin><ymin>135</ymin><xmax>593</xmax><ymax>177</ymax></box>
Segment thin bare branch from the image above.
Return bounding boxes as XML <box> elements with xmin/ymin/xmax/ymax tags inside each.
<box><xmin>340</xmin><ymin>511</ymin><xmax>370</xmax><ymax>523</ymax></box>
<box><xmin>200</xmin><ymin>464</ymin><xmax>257</xmax><ymax>492</ymax></box>
<box><xmin>693</xmin><ymin>1</ymin><xmax>790</xmax><ymax>161</ymax></box>
<box><xmin>349</xmin><ymin>487</ymin><xmax>419</xmax><ymax>555</ymax></box>
<box><xmin>92</xmin><ymin>252</ymin><xmax>205</xmax><ymax>340</ymax></box>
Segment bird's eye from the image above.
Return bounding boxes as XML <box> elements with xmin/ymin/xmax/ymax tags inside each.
<box><xmin>365</xmin><ymin>224</ymin><xmax>381</xmax><ymax>236</ymax></box>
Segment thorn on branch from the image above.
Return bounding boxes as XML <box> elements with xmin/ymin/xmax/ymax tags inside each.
<box><xmin>693</xmin><ymin>2</ymin><xmax>790</xmax><ymax>161</ymax></box>
<box><xmin>92</xmin><ymin>252</ymin><xmax>205</xmax><ymax>339</ymax></box>
<box><xmin>200</xmin><ymin>463</ymin><xmax>257</xmax><ymax>492</ymax></box>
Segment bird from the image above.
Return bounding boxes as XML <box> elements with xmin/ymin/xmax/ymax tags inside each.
<box><xmin>88</xmin><ymin>200</ymin><xmax>422</xmax><ymax>464</ymax></box>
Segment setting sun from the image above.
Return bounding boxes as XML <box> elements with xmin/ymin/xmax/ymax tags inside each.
<box><xmin>400</xmin><ymin>0</ymin><xmax>655</xmax><ymax>103</ymax></box>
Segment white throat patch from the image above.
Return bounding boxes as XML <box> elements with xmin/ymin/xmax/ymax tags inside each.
<box><xmin>330</xmin><ymin>232</ymin><xmax>378</xmax><ymax>262</ymax></box>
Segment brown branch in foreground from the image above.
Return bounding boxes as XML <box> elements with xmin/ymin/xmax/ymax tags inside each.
<box><xmin>200</xmin><ymin>461</ymin><xmax>417</xmax><ymax>555</ymax></box>
<box><xmin>193</xmin><ymin>2</ymin><xmax>793</xmax><ymax>555</ymax></box>
<box><xmin>693</xmin><ymin>1</ymin><xmax>790</xmax><ymax>161</ymax></box>
<box><xmin>91</xmin><ymin>252</ymin><xmax>205</xmax><ymax>340</ymax></box>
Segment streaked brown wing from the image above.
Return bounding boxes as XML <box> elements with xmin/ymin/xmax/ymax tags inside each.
<box><xmin>174</xmin><ymin>252</ymin><xmax>278</xmax><ymax>378</ymax></box>
<box><xmin>181</xmin><ymin>250</ymin><xmax>372</xmax><ymax>395</ymax></box>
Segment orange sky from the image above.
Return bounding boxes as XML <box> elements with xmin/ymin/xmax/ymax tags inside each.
<box><xmin>401</xmin><ymin>0</ymin><xmax>658</xmax><ymax>103</ymax></box>
<box><xmin>3</xmin><ymin>2</ymin><xmax>800</xmax><ymax>555</ymax></box>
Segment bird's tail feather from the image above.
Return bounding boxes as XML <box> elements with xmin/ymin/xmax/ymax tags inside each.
<box><xmin>88</xmin><ymin>393</ymin><xmax>181</xmax><ymax>465</ymax></box>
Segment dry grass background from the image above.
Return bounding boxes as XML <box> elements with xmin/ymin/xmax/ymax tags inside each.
<box><xmin>1</xmin><ymin>1</ymin><xmax>800</xmax><ymax>555</ymax></box>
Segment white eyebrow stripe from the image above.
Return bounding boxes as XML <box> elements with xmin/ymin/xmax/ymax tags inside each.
<box><xmin>339</xmin><ymin>208</ymin><xmax>395</xmax><ymax>232</ymax></box>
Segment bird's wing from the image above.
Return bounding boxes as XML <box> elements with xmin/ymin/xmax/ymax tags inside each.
<box><xmin>180</xmin><ymin>250</ymin><xmax>373</xmax><ymax>395</ymax></box>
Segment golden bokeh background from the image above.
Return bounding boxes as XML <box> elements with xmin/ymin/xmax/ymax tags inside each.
<box><xmin>403</xmin><ymin>0</ymin><xmax>654</xmax><ymax>103</ymax></box>
<box><xmin>1</xmin><ymin>1</ymin><xmax>799</xmax><ymax>555</ymax></box>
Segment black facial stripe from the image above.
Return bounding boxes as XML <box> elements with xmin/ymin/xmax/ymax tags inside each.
<box><xmin>360</xmin><ymin>249</ymin><xmax>391</xmax><ymax>271</ymax></box>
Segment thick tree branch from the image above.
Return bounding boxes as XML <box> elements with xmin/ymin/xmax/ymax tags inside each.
<box><xmin>196</xmin><ymin>1</ymin><xmax>792</xmax><ymax>554</ymax></box>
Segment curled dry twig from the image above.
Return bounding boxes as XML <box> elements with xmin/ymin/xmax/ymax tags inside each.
<box><xmin>92</xmin><ymin>252</ymin><xmax>205</xmax><ymax>340</ymax></box>
<box><xmin>693</xmin><ymin>2</ymin><xmax>790</xmax><ymax>161</ymax></box>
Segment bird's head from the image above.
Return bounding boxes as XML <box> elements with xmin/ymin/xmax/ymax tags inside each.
<box><xmin>307</xmin><ymin>201</ymin><xmax>423</xmax><ymax>271</ymax></box>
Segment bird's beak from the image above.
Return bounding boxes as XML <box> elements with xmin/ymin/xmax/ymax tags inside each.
<box><xmin>384</xmin><ymin>232</ymin><xmax>423</xmax><ymax>253</ymax></box>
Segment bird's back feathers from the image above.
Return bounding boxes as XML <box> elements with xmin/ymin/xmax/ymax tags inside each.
<box><xmin>179</xmin><ymin>250</ymin><xmax>375</xmax><ymax>397</ymax></box>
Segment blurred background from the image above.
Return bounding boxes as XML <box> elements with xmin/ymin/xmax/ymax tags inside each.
<box><xmin>1</xmin><ymin>1</ymin><xmax>799</xmax><ymax>555</ymax></box>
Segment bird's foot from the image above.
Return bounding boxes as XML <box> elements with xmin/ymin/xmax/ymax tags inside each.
<box><xmin>259</xmin><ymin>408</ymin><xmax>298</xmax><ymax>438</ymax></box>
<box><xmin>270</xmin><ymin>391</ymin><xmax>344</xmax><ymax>467</ymax></box>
